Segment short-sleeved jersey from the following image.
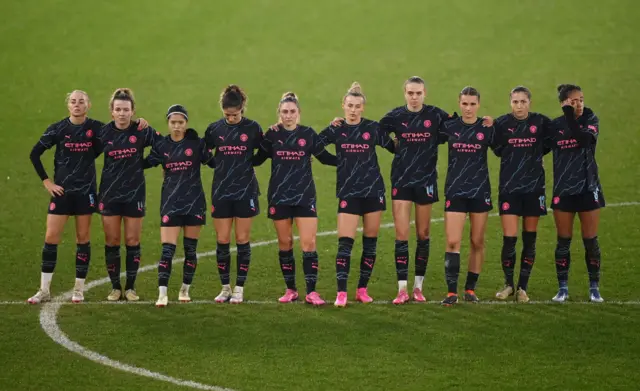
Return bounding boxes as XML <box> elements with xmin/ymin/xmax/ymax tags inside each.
<box><xmin>547</xmin><ymin>107</ymin><xmax>601</xmax><ymax>196</ymax></box>
<box><xmin>441</xmin><ymin>118</ymin><xmax>497</xmax><ymax>200</ymax></box>
<box><xmin>97</xmin><ymin>122</ymin><xmax>160</xmax><ymax>204</ymax></box>
<box><xmin>35</xmin><ymin>118</ymin><xmax>104</xmax><ymax>194</ymax></box>
<box><xmin>380</xmin><ymin>104</ymin><xmax>450</xmax><ymax>188</ymax></box>
<box><xmin>259</xmin><ymin>125</ymin><xmax>328</xmax><ymax>206</ymax></box>
<box><xmin>494</xmin><ymin>112</ymin><xmax>551</xmax><ymax>195</ymax></box>
<box><xmin>319</xmin><ymin>118</ymin><xmax>394</xmax><ymax>199</ymax></box>
<box><xmin>146</xmin><ymin>131</ymin><xmax>214</xmax><ymax>218</ymax></box>
<box><xmin>204</xmin><ymin>118</ymin><xmax>263</xmax><ymax>201</ymax></box>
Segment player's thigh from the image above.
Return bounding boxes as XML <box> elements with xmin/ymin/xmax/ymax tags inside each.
<box><xmin>392</xmin><ymin>200</ymin><xmax>412</xmax><ymax>240</ymax></box>
<box><xmin>160</xmin><ymin>226</ymin><xmax>182</xmax><ymax>245</ymax></box>
<box><xmin>101</xmin><ymin>215</ymin><xmax>122</xmax><ymax>245</ymax></box>
<box><xmin>414</xmin><ymin>203</ymin><xmax>433</xmax><ymax>240</ymax></box>
<box><xmin>44</xmin><ymin>214</ymin><xmax>69</xmax><ymax>244</ymax></box>
<box><xmin>295</xmin><ymin>217</ymin><xmax>318</xmax><ymax>251</ymax></box>
<box><xmin>214</xmin><ymin>218</ymin><xmax>234</xmax><ymax>244</ymax></box>
<box><xmin>578</xmin><ymin>209</ymin><xmax>600</xmax><ymax>238</ymax></box>
<box><xmin>123</xmin><ymin>217</ymin><xmax>143</xmax><ymax>246</ymax></box>
<box><xmin>444</xmin><ymin>212</ymin><xmax>466</xmax><ymax>250</ymax></box>
<box><xmin>553</xmin><ymin>210</ymin><xmax>575</xmax><ymax>238</ymax></box>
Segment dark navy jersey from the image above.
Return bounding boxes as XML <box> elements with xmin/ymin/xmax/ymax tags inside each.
<box><xmin>380</xmin><ymin>104</ymin><xmax>450</xmax><ymax>188</ymax></box>
<box><xmin>256</xmin><ymin>125</ymin><xmax>335</xmax><ymax>206</ymax></box>
<box><xmin>494</xmin><ymin>112</ymin><xmax>551</xmax><ymax>195</ymax></box>
<box><xmin>96</xmin><ymin>122</ymin><xmax>160</xmax><ymax>204</ymax></box>
<box><xmin>145</xmin><ymin>130</ymin><xmax>214</xmax><ymax>218</ymax></box>
<box><xmin>441</xmin><ymin>117</ymin><xmax>497</xmax><ymax>200</ymax></box>
<box><xmin>204</xmin><ymin>118</ymin><xmax>263</xmax><ymax>201</ymax></box>
<box><xmin>319</xmin><ymin>118</ymin><xmax>395</xmax><ymax>199</ymax></box>
<box><xmin>30</xmin><ymin>118</ymin><xmax>104</xmax><ymax>194</ymax></box>
<box><xmin>547</xmin><ymin>107</ymin><xmax>601</xmax><ymax>196</ymax></box>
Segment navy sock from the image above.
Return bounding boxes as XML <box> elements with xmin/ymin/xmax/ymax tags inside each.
<box><xmin>501</xmin><ymin>236</ymin><xmax>517</xmax><ymax>287</ymax></box>
<box><xmin>555</xmin><ymin>237</ymin><xmax>572</xmax><ymax>289</ymax></box>
<box><xmin>125</xmin><ymin>244</ymin><xmax>141</xmax><ymax>290</ymax></box>
<box><xmin>75</xmin><ymin>242</ymin><xmax>91</xmax><ymax>279</ymax></box>
<box><xmin>216</xmin><ymin>242</ymin><xmax>231</xmax><ymax>285</ymax></box>
<box><xmin>183</xmin><ymin>237</ymin><xmax>198</xmax><ymax>285</ymax></box>
<box><xmin>358</xmin><ymin>236</ymin><xmax>378</xmax><ymax>288</ymax></box>
<box><xmin>158</xmin><ymin>243</ymin><xmax>176</xmax><ymax>287</ymax></box>
<box><xmin>236</xmin><ymin>242</ymin><xmax>251</xmax><ymax>287</ymax></box>
<box><xmin>279</xmin><ymin>249</ymin><xmax>296</xmax><ymax>290</ymax></box>
<box><xmin>336</xmin><ymin>237</ymin><xmax>354</xmax><ymax>292</ymax></box>
<box><xmin>444</xmin><ymin>252</ymin><xmax>461</xmax><ymax>294</ymax></box>
<box><xmin>105</xmin><ymin>245</ymin><xmax>121</xmax><ymax>290</ymax></box>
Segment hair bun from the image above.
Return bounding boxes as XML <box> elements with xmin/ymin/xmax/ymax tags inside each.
<box><xmin>348</xmin><ymin>82</ymin><xmax>361</xmax><ymax>94</ymax></box>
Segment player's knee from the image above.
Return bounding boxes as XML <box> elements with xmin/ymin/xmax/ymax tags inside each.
<box><xmin>470</xmin><ymin>236</ymin><xmax>485</xmax><ymax>251</ymax></box>
<box><xmin>395</xmin><ymin>227</ymin><xmax>410</xmax><ymax>241</ymax></box>
<box><xmin>278</xmin><ymin>236</ymin><xmax>293</xmax><ymax>250</ymax></box>
<box><xmin>446</xmin><ymin>238</ymin><xmax>461</xmax><ymax>252</ymax></box>
<box><xmin>44</xmin><ymin>231</ymin><xmax>62</xmax><ymax>245</ymax></box>
<box><xmin>235</xmin><ymin>231</ymin><xmax>250</xmax><ymax>244</ymax></box>
<box><xmin>124</xmin><ymin>236</ymin><xmax>139</xmax><ymax>247</ymax></box>
<box><xmin>300</xmin><ymin>236</ymin><xmax>316</xmax><ymax>252</ymax></box>
<box><xmin>416</xmin><ymin>228</ymin><xmax>430</xmax><ymax>241</ymax></box>
<box><xmin>75</xmin><ymin>231</ymin><xmax>90</xmax><ymax>244</ymax></box>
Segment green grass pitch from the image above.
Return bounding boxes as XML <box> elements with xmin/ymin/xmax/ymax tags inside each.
<box><xmin>1</xmin><ymin>1</ymin><xmax>640</xmax><ymax>390</ymax></box>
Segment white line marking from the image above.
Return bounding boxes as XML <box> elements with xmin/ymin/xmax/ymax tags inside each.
<box><xmin>36</xmin><ymin>201</ymin><xmax>640</xmax><ymax>390</ymax></box>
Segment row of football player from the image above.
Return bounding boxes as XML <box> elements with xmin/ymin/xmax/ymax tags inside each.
<box><xmin>26</xmin><ymin>77</ymin><xmax>603</xmax><ymax>307</ymax></box>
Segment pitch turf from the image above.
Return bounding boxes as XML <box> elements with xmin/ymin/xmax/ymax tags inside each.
<box><xmin>2</xmin><ymin>1</ymin><xmax>640</xmax><ymax>390</ymax></box>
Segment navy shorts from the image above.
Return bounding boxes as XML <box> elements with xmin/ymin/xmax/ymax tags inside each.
<box><xmin>551</xmin><ymin>189</ymin><xmax>605</xmax><ymax>213</ymax></box>
<box><xmin>499</xmin><ymin>192</ymin><xmax>547</xmax><ymax>217</ymax></box>
<box><xmin>391</xmin><ymin>183</ymin><xmax>439</xmax><ymax>205</ymax></box>
<box><xmin>338</xmin><ymin>196</ymin><xmax>386</xmax><ymax>216</ymax></box>
<box><xmin>99</xmin><ymin>200</ymin><xmax>145</xmax><ymax>218</ymax></box>
<box><xmin>211</xmin><ymin>197</ymin><xmax>260</xmax><ymax>219</ymax></box>
<box><xmin>161</xmin><ymin>214</ymin><xmax>206</xmax><ymax>227</ymax></box>
<box><xmin>445</xmin><ymin>197</ymin><xmax>493</xmax><ymax>213</ymax></box>
<box><xmin>268</xmin><ymin>204</ymin><xmax>317</xmax><ymax>220</ymax></box>
<box><xmin>48</xmin><ymin>192</ymin><xmax>96</xmax><ymax>216</ymax></box>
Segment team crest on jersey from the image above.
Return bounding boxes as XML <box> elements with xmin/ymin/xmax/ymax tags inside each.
<box><xmin>211</xmin><ymin>205</ymin><xmax>215</xmax><ymax>213</ymax></box>
<box><xmin>476</xmin><ymin>133</ymin><xmax>485</xmax><ymax>141</ymax></box>
<box><xmin>529</xmin><ymin>125</ymin><xmax>537</xmax><ymax>134</ymax></box>
<box><xmin>49</xmin><ymin>202</ymin><xmax>56</xmax><ymax>211</ymax></box>
<box><xmin>240</xmin><ymin>134</ymin><xmax>248</xmax><ymax>142</ymax></box>
<box><xmin>129</xmin><ymin>135</ymin><xmax>137</xmax><ymax>144</ymax></box>
<box><xmin>162</xmin><ymin>215</ymin><xmax>170</xmax><ymax>223</ymax></box>
<box><xmin>340</xmin><ymin>200</ymin><xmax>348</xmax><ymax>209</ymax></box>
<box><xmin>362</xmin><ymin>132</ymin><xmax>371</xmax><ymax>141</ymax></box>
<box><xmin>298</xmin><ymin>138</ymin><xmax>306</xmax><ymax>147</ymax></box>
<box><xmin>553</xmin><ymin>196</ymin><xmax>560</xmax><ymax>205</ymax></box>
<box><xmin>85</xmin><ymin>129</ymin><xmax>93</xmax><ymax>138</ymax></box>
<box><xmin>269</xmin><ymin>207</ymin><xmax>276</xmax><ymax>215</ymax></box>
<box><xmin>99</xmin><ymin>203</ymin><xmax>105</xmax><ymax>211</ymax></box>
<box><xmin>502</xmin><ymin>202</ymin><xmax>510</xmax><ymax>211</ymax></box>
<box><xmin>185</xmin><ymin>148</ymin><xmax>193</xmax><ymax>157</ymax></box>
<box><xmin>392</xmin><ymin>188</ymin><xmax>398</xmax><ymax>196</ymax></box>
<box><xmin>445</xmin><ymin>200</ymin><xmax>451</xmax><ymax>208</ymax></box>
<box><xmin>424</xmin><ymin>120</ymin><xmax>432</xmax><ymax>128</ymax></box>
